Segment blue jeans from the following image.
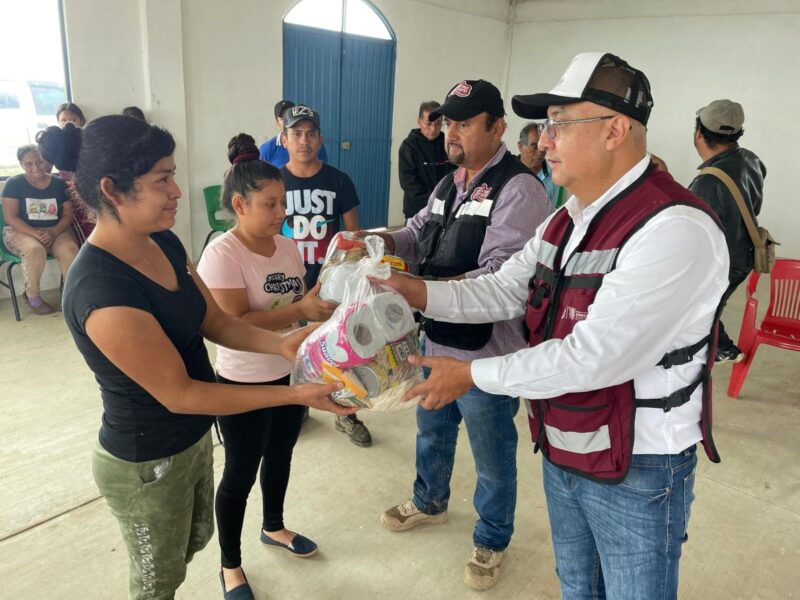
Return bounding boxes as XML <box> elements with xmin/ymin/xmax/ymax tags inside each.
<box><xmin>542</xmin><ymin>447</ymin><xmax>698</xmax><ymax>600</ymax></box>
<box><xmin>413</xmin><ymin>368</ymin><xmax>519</xmax><ymax>551</ymax></box>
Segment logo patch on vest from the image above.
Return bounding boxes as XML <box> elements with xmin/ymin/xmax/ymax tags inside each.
<box><xmin>470</xmin><ymin>183</ymin><xmax>492</xmax><ymax>201</ymax></box>
<box><xmin>449</xmin><ymin>81</ymin><xmax>472</xmax><ymax>97</ymax></box>
<box><xmin>561</xmin><ymin>305</ymin><xmax>588</xmax><ymax>322</ymax></box>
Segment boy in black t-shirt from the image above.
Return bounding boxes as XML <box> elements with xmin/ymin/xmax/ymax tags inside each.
<box><xmin>280</xmin><ymin>105</ymin><xmax>370</xmax><ymax>447</ymax></box>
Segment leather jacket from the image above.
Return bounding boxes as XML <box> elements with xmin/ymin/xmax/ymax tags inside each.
<box><xmin>689</xmin><ymin>146</ymin><xmax>767</xmax><ymax>276</ymax></box>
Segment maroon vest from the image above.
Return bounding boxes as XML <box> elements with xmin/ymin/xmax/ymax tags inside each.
<box><xmin>525</xmin><ymin>166</ymin><xmax>723</xmax><ymax>484</ymax></box>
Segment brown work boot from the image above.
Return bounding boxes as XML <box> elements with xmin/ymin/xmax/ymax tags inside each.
<box><xmin>334</xmin><ymin>414</ymin><xmax>372</xmax><ymax>447</ymax></box>
<box><xmin>380</xmin><ymin>499</ymin><xmax>448</xmax><ymax>532</ymax></box>
<box><xmin>463</xmin><ymin>546</ymin><xmax>506</xmax><ymax>591</ymax></box>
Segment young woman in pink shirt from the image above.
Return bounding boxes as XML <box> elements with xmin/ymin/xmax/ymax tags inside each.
<box><xmin>197</xmin><ymin>133</ymin><xmax>337</xmax><ymax>599</ymax></box>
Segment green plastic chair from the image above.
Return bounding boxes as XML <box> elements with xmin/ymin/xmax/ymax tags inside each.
<box><xmin>0</xmin><ymin>203</ymin><xmax>58</xmax><ymax>321</ymax></box>
<box><xmin>201</xmin><ymin>184</ymin><xmax>232</xmax><ymax>256</ymax></box>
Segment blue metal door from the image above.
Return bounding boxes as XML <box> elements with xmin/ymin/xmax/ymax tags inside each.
<box><xmin>283</xmin><ymin>23</ymin><xmax>396</xmax><ymax>229</ymax></box>
<box><xmin>282</xmin><ymin>24</ymin><xmax>343</xmax><ymax>166</ymax></box>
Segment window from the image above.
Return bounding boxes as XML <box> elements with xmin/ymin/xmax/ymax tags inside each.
<box><xmin>285</xmin><ymin>0</ymin><xmax>393</xmax><ymax>40</ymax></box>
<box><xmin>0</xmin><ymin>0</ymin><xmax>69</xmax><ymax>179</ymax></box>
<box><xmin>30</xmin><ymin>82</ymin><xmax>67</xmax><ymax>117</ymax></box>
<box><xmin>0</xmin><ymin>81</ymin><xmax>21</xmax><ymax>109</ymax></box>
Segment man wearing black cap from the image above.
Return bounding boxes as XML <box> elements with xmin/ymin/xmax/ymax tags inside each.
<box><xmin>376</xmin><ymin>54</ymin><xmax>730</xmax><ymax>599</ymax></box>
<box><xmin>689</xmin><ymin>99</ymin><xmax>767</xmax><ymax>364</ymax></box>
<box><xmin>259</xmin><ymin>100</ymin><xmax>328</xmax><ymax>168</ymax></box>
<box><xmin>374</xmin><ymin>79</ymin><xmax>550</xmax><ymax>591</ymax></box>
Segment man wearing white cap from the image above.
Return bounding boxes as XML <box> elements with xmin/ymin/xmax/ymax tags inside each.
<box><xmin>379</xmin><ymin>53</ymin><xmax>730</xmax><ymax>599</ymax></box>
<box><xmin>690</xmin><ymin>100</ymin><xmax>767</xmax><ymax>364</ymax></box>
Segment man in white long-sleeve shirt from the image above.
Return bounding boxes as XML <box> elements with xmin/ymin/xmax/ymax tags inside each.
<box><xmin>383</xmin><ymin>53</ymin><xmax>729</xmax><ymax>600</ymax></box>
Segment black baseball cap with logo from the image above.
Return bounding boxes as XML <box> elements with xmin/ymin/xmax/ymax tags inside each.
<box><xmin>512</xmin><ymin>52</ymin><xmax>654</xmax><ymax>125</ymax></box>
<box><xmin>274</xmin><ymin>100</ymin><xmax>295</xmax><ymax>120</ymax></box>
<box><xmin>283</xmin><ymin>104</ymin><xmax>321</xmax><ymax>130</ymax></box>
<box><xmin>428</xmin><ymin>79</ymin><xmax>505</xmax><ymax>122</ymax></box>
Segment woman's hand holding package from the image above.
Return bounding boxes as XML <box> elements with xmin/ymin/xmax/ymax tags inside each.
<box><xmin>278</xmin><ymin>322</ymin><xmax>322</xmax><ymax>362</ymax></box>
<box><xmin>291</xmin><ymin>382</ymin><xmax>358</xmax><ymax>416</ymax></box>
<box><xmin>298</xmin><ymin>282</ymin><xmax>337</xmax><ymax>322</ymax></box>
<box><xmin>403</xmin><ymin>355</ymin><xmax>474</xmax><ymax>410</ymax></box>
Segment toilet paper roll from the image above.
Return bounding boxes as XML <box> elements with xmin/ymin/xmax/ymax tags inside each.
<box><xmin>371</xmin><ymin>292</ymin><xmax>416</xmax><ymax>342</ymax></box>
<box><xmin>319</xmin><ymin>262</ymin><xmax>359</xmax><ymax>304</ymax></box>
<box><xmin>307</xmin><ymin>303</ymin><xmax>387</xmax><ymax>370</ymax></box>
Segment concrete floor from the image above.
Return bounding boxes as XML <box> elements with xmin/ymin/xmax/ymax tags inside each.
<box><xmin>0</xmin><ymin>284</ymin><xmax>798</xmax><ymax>600</ymax></box>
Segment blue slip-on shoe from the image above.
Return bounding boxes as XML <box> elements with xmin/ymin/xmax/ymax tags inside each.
<box><xmin>260</xmin><ymin>530</ymin><xmax>318</xmax><ymax>558</ymax></box>
<box><xmin>219</xmin><ymin>570</ymin><xmax>255</xmax><ymax>600</ymax></box>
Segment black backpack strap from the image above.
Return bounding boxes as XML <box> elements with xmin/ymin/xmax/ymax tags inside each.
<box><xmin>656</xmin><ymin>335</ymin><xmax>710</xmax><ymax>369</ymax></box>
<box><xmin>635</xmin><ymin>373</ymin><xmax>704</xmax><ymax>412</ymax></box>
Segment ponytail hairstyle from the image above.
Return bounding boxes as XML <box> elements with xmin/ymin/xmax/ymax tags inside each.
<box><xmin>35</xmin><ymin>115</ymin><xmax>176</xmax><ymax>221</ymax></box>
<box><xmin>221</xmin><ymin>133</ymin><xmax>283</xmax><ymax>214</ymax></box>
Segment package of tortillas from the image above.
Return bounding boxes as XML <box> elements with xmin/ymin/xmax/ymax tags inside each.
<box><xmin>291</xmin><ymin>235</ymin><xmax>423</xmax><ymax>411</ymax></box>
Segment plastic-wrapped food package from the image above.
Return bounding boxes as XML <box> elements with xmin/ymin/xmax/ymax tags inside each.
<box><xmin>292</xmin><ymin>235</ymin><xmax>423</xmax><ymax>410</ymax></box>
<box><xmin>318</xmin><ymin>232</ymin><xmax>408</xmax><ymax>304</ymax></box>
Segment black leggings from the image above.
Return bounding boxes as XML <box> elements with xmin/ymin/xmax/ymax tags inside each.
<box><xmin>215</xmin><ymin>373</ymin><xmax>305</xmax><ymax>569</ymax></box>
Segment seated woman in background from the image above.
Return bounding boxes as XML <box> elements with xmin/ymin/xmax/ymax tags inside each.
<box><xmin>197</xmin><ymin>133</ymin><xmax>337</xmax><ymax>598</ymax></box>
<box><xmin>48</xmin><ymin>102</ymin><xmax>95</xmax><ymax>244</ymax></box>
<box><xmin>37</xmin><ymin>116</ymin><xmax>354</xmax><ymax>600</ymax></box>
<box><xmin>1</xmin><ymin>145</ymin><xmax>78</xmax><ymax>314</ymax></box>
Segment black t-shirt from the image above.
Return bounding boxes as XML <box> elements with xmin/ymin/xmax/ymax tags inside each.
<box><xmin>63</xmin><ymin>230</ymin><xmax>214</xmax><ymax>462</ymax></box>
<box><xmin>2</xmin><ymin>174</ymin><xmax>68</xmax><ymax>228</ymax></box>
<box><xmin>280</xmin><ymin>163</ymin><xmax>359</xmax><ymax>288</ymax></box>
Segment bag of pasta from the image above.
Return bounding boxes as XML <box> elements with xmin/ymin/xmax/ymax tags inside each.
<box><xmin>292</xmin><ymin>235</ymin><xmax>422</xmax><ymax>411</ymax></box>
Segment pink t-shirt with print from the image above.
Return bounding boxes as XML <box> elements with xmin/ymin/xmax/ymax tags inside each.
<box><xmin>197</xmin><ymin>231</ymin><xmax>306</xmax><ymax>382</ymax></box>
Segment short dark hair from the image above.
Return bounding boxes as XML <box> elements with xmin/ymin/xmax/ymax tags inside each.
<box><xmin>518</xmin><ymin>123</ymin><xmax>538</xmax><ymax>145</ymax></box>
<box><xmin>36</xmin><ymin>116</ymin><xmax>176</xmax><ymax>220</ymax></box>
<box><xmin>122</xmin><ymin>106</ymin><xmax>146</xmax><ymax>120</ymax></box>
<box><xmin>221</xmin><ymin>133</ymin><xmax>283</xmax><ymax>214</ymax></box>
<box><xmin>56</xmin><ymin>102</ymin><xmax>86</xmax><ymax>125</ymax></box>
<box><xmin>485</xmin><ymin>114</ymin><xmax>501</xmax><ymax>131</ymax></box>
<box><xmin>16</xmin><ymin>144</ymin><xmax>38</xmax><ymax>163</ymax></box>
<box><xmin>695</xmin><ymin>117</ymin><xmax>743</xmax><ymax>149</ymax></box>
<box><xmin>418</xmin><ymin>101</ymin><xmax>441</xmax><ymax>119</ymax></box>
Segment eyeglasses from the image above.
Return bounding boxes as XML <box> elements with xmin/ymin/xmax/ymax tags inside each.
<box><xmin>537</xmin><ymin>115</ymin><xmax>615</xmax><ymax>140</ymax></box>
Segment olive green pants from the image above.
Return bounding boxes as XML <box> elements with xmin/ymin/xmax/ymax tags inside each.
<box><xmin>92</xmin><ymin>432</ymin><xmax>215</xmax><ymax>600</ymax></box>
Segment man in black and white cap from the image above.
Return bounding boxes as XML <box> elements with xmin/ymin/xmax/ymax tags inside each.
<box><xmin>689</xmin><ymin>99</ymin><xmax>767</xmax><ymax>364</ymax></box>
<box><xmin>376</xmin><ymin>53</ymin><xmax>730</xmax><ymax>598</ymax></box>
<box><xmin>371</xmin><ymin>79</ymin><xmax>550</xmax><ymax>591</ymax></box>
<box><xmin>259</xmin><ymin>99</ymin><xmax>329</xmax><ymax>168</ymax></box>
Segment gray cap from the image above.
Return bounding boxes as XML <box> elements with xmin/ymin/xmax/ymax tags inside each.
<box><xmin>696</xmin><ymin>99</ymin><xmax>744</xmax><ymax>134</ymax></box>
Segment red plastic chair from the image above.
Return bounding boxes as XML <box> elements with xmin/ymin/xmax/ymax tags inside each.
<box><xmin>728</xmin><ymin>259</ymin><xmax>800</xmax><ymax>398</ymax></box>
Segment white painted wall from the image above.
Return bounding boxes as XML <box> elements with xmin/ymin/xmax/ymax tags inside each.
<box><xmin>507</xmin><ymin>0</ymin><xmax>800</xmax><ymax>257</ymax></box>
<box><xmin>181</xmin><ymin>0</ymin><xmax>511</xmax><ymax>258</ymax></box>
<box><xmin>6</xmin><ymin>0</ymin><xmax>797</xmax><ymax>302</ymax></box>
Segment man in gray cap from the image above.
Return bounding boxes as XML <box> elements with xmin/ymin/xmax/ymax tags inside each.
<box><xmin>690</xmin><ymin>99</ymin><xmax>767</xmax><ymax>363</ymax></box>
<box><xmin>376</xmin><ymin>53</ymin><xmax>729</xmax><ymax>599</ymax></box>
